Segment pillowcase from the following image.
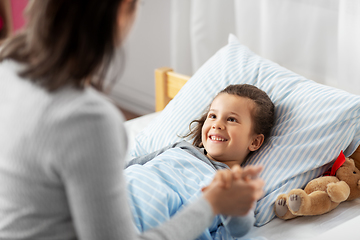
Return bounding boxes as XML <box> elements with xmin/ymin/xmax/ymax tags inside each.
<box><xmin>130</xmin><ymin>34</ymin><xmax>360</xmax><ymax>226</ymax></box>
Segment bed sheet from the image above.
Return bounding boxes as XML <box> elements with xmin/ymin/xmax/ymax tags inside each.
<box><xmin>124</xmin><ymin>112</ymin><xmax>360</xmax><ymax>240</ymax></box>
<box><xmin>239</xmin><ymin>198</ymin><xmax>360</xmax><ymax>240</ymax></box>
<box><xmin>124</xmin><ymin>112</ymin><xmax>160</xmax><ymax>163</ymax></box>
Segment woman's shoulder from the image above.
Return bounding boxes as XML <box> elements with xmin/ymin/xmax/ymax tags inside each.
<box><xmin>42</xmin><ymin>86</ymin><xmax>125</xmax><ymax>132</ymax></box>
<box><xmin>36</xmin><ymin>86</ymin><xmax>128</xmax><ymax>169</ymax></box>
<box><xmin>56</xmin><ymin>87</ymin><xmax>122</xmax><ymax>118</ymax></box>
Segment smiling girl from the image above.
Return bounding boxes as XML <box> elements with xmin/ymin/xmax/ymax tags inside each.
<box><xmin>188</xmin><ymin>84</ymin><xmax>275</xmax><ymax>168</ymax></box>
<box><xmin>126</xmin><ymin>84</ymin><xmax>275</xmax><ymax>239</ymax></box>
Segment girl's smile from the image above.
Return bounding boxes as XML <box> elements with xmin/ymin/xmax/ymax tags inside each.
<box><xmin>209</xmin><ymin>134</ymin><xmax>228</xmax><ymax>142</ymax></box>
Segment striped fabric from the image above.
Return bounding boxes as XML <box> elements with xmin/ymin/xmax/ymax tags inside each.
<box><xmin>130</xmin><ymin>34</ymin><xmax>360</xmax><ymax>226</ymax></box>
<box><xmin>125</xmin><ymin>148</ymin><xmax>233</xmax><ymax>240</ymax></box>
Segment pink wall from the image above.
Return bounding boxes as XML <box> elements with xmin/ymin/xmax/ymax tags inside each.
<box><xmin>10</xmin><ymin>0</ymin><xmax>28</xmax><ymax>32</ymax></box>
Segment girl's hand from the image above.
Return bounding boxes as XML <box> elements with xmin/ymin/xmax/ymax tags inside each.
<box><xmin>202</xmin><ymin>165</ymin><xmax>263</xmax><ymax>190</ymax></box>
<box><xmin>203</xmin><ymin>167</ymin><xmax>235</xmax><ymax>190</ymax></box>
<box><xmin>202</xmin><ymin>165</ymin><xmax>265</xmax><ymax>216</ymax></box>
<box><xmin>233</xmin><ymin>164</ymin><xmax>264</xmax><ymax>182</ymax></box>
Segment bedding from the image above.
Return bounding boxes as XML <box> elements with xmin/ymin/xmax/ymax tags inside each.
<box><xmin>125</xmin><ymin>116</ymin><xmax>360</xmax><ymax>240</ymax></box>
<box><xmin>125</xmin><ymin>147</ymin><xmax>217</xmax><ymax>239</ymax></box>
<box><xmin>124</xmin><ymin>112</ymin><xmax>159</xmax><ymax>163</ymax></box>
<box><xmin>125</xmin><ymin>143</ymin><xmax>255</xmax><ymax>240</ymax></box>
<box><xmin>128</xmin><ymin>34</ymin><xmax>360</xmax><ymax>227</ymax></box>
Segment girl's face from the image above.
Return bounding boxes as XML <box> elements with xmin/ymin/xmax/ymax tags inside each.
<box><xmin>201</xmin><ymin>93</ymin><xmax>264</xmax><ymax>168</ymax></box>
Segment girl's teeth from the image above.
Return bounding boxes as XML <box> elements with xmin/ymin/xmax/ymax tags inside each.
<box><xmin>211</xmin><ymin>136</ymin><xmax>226</xmax><ymax>141</ymax></box>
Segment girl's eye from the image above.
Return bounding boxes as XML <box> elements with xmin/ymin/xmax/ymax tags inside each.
<box><xmin>228</xmin><ymin>117</ymin><xmax>237</xmax><ymax>122</ymax></box>
<box><xmin>208</xmin><ymin>114</ymin><xmax>216</xmax><ymax>119</ymax></box>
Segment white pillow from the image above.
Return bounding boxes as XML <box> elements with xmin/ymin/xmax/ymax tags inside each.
<box><xmin>130</xmin><ymin>34</ymin><xmax>360</xmax><ymax>226</ymax></box>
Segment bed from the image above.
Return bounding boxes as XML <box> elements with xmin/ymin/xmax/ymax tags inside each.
<box><xmin>124</xmin><ymin>35</ymin><xmax>360</xmax><ymax>240</ymax></box>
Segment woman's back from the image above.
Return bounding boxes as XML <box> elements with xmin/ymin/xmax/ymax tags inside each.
<box><xmin>0</xmin><ymin>60</ymin><xmax>131</xmax><ymax>239</ymax></box>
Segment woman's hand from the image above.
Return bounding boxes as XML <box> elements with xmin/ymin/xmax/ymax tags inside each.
<box><xmin>202</xmin><ymin>165</ymin><xmax>265</xmax><ymax>216</ymax></box>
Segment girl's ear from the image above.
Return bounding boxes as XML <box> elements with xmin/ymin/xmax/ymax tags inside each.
<box><xmin>249</xmin><ymin>134</ymin><xmax>264</xmax><ymax>152</ymax></box>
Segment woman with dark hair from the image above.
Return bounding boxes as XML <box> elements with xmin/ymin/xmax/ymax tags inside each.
<box><xmin>0</xmin><ymin>1</ymin><xmax>265</xmax><ymax>239</ymax></box>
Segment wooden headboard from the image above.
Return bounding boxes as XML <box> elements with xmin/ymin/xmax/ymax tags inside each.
<box><xmin>155</xmin><ymin>67</ymin><xmax>190</xmax><ymax>112</ymax></box>
<box><xmin>154</xmin><ymin>67</ymin><xmax>360</xmax><ymax>169</ymax></box>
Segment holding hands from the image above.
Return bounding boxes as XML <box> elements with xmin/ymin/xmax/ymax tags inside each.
<box><xmin>202</xmin><ymin>165</ymin><xmax>265</xmax><ymax>216</ymax></box>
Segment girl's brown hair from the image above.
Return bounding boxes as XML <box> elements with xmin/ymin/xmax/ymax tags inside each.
<box><xmin>186</xmin><ymin>84</ymin><xmax>275</xmax><ymax>148</ymax></box>
<box><xmin>0</xmin><ymin>0</ymin><xmax>137</xmax><ymax>92</ymax></box>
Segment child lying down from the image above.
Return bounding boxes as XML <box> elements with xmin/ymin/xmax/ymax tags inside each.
<box><xmin>125</xmin><ymin>84</ymin><xmax>275</xmax><ymax>239</ymax></box>
<box><xmin>126</xmin><ymin>141</ymin><xmax>257</xmax><ymax>239</ymax></box>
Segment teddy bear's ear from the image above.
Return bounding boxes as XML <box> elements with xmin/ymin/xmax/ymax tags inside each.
<box><xmin>347</xmin><ymin>158</ymin><xmax>355</xmax><ymax>166</ymax></box>
<box><xmin>341</xmin><ymin>157</ymin><xmax>354</xmax><ymax>169</ymax></box>
<box><xmin>355</xmin><ymin>158</ymin><xmax>360</xmax><ymax>171</ymax></box>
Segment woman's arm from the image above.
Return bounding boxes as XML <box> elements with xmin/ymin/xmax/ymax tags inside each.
<box><xmin>221</xmin><ymin>206</ymin><xmax>256</xmax><ymax>238</ymax></box>
<box><xmin>139</xmin><ymin>197</ymin><xmax>214</xmax><ymax>240</ymax></box>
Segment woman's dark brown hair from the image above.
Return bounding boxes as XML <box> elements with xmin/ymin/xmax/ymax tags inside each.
<box><xmin>186</xmin><ymin>84</ymin><xmax>275</xmax><ymax>148</ymax></box>
<box><xmin>0</xmin><ymin>1</ymin><xmax>10</xmax><ymax>41</ymax></box>
<box><xmin>0</xmin><ymin>0</ymin><xmax>137</xmax><ymax>92</ymax></box>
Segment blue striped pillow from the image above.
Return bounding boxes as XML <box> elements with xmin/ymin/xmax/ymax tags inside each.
<box><xmin>130</xmin><ymin>34</ymin><xmax>360</xmax><ymax>226</ymax></box>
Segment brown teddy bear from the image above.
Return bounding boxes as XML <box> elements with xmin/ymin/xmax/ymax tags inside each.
<box><xmin>274</xmin><ymin>151</ymin><xmax>360</xmax><ymax>220</ymax></box>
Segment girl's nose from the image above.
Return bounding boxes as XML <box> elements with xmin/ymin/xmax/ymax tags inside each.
<box><xmin>212</xmin><ymin>121</ymin><xmax>225</xmax><ymax>130</ymax></box>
